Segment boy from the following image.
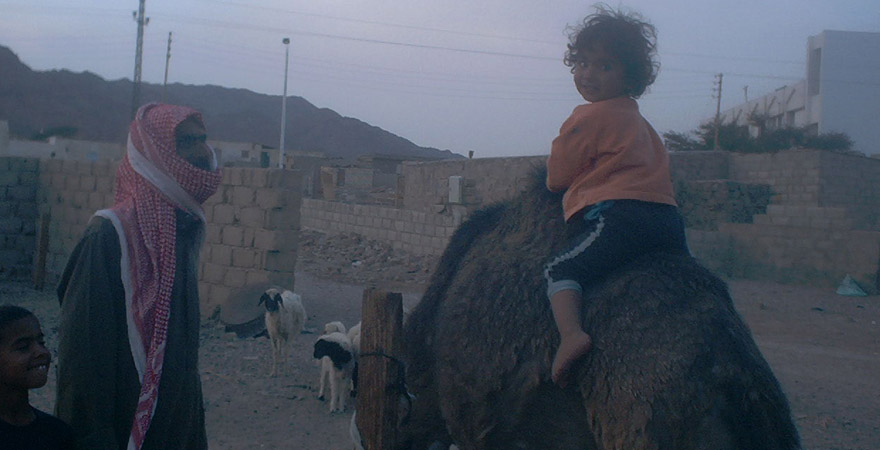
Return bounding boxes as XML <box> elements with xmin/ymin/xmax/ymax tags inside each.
<box><xmin>0</xmin><ymin>305</ymin><xmax>74</xmax><ymax>449</ymax></box>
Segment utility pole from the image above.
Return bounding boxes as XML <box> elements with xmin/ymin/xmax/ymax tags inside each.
<box><xmin>743</xmin><ymin>85</ymin><xmax>749</xmax><ymax>103</ymax></box>
<box><xmin>713</xmin><ymin>73</ymin><xmax>723</xmax><ymax>150</ymax></box>
<box><xmin>162</xmin><ymin>32</ymin><xmax>172</xmax><ymax>103</ymax></box>
<box><xmin>279</xmin><ymin>37</ymin><xmax>290</xmax><ymax>169</ymax></box>
<box><xmin>131</xmin><ymin>0</ymin><xmax>149</xmax><ymax>120</ymax></box>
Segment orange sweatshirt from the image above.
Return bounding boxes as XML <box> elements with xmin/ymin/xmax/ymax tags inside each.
<box><xmin>546</xmin><ymin>96</ymin><xmax>676</xmax><ymax>222</ymax></box>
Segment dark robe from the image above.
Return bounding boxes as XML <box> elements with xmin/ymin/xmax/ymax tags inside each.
<box><xmin>55</xmin><ymin>212</ymin><xmax>207</xmax><ymax>450</ymax></box>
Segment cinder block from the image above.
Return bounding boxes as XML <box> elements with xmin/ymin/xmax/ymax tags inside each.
<box><xmin>79</xmin><ymin>176</ymin><xmax>96</xmax><ymax>191</ymax></box>
<box><xmin>231</xmin><ymin>186</ymin><xmax>255</xmax><ymax>205</ymax></box>
<box><xmin>8</xmin><ymin>186</ymin><xmax>35</xmax><ymax>202</ymax></box>
<box><xmin>211</xmin><ymin>245</ymin><xmax>232</xmax><ymax>265</ymax></box>
<box><xmin>212</xmin><ymin>204</ymin><xmax>236</xmax><ymax>225</ymax></box>
<box><xmin>255</xmin><ymin>189</ymin><xmax>282</xmax><ymax>209</ymax></box>
<box><xmin>203</xmin><ymin>262</ymin><xmax>227</xmax><ymax>283</ymax></box>
<box><xmin>95</xmin><ymin>176</ymin><xmax>113</xmax><ymax>193</ymax></box>
<box><xmin>224</xmin><ymin>267</ymin><xmax>248</xmax><ymax>288</ymax></box>
<box><xmin>249</xmin><ymin>169</ymin><xmax>269</xmax><ymax>188</ymax></box>
<box><xmin>239</xmin><ymin>207</ymin><xmax>265</xmax><ymax>227</ymax></box>
<box><xmin>221</xmin><ymin>226</ymin><xmax>244</xmax><ymax>246</ymax></box>
<box><xmin>231</xmin><ymin>248</ymin><xmax>257</xmax><ymax>267</ymax></box>
<box><xmin>86</xmin><ymin>192</ymin><xmax>103</xmax><ymax>211</ymax></box>
<box><xmin>245</xmin><ymin>270</ymin><xmax>270</xmax><ymax>286</ymax></box>
<box><xmin>222</xmin><ymin>168</ymin><xmax>243</xmax><ymax>186</ymax></box>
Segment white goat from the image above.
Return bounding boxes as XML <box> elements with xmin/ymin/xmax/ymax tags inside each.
<box><xmin>347</xmin><ymin>322</ymin><xmax>362</xmax><ymax>395</ymax></box>
<box><xmin>324</xmin><ymin>321</ymin><xmax>347</xmax><ymax>335</ymax></box>
<box><xmin>313</xmin><ymin>331</ymin><xmax>354</xmax><ymax>413</ymax></box>
<box><xmin>258</xmin><ymin>288</ymin><xmax>306</xmax><ymax>376</ymax></box>
<box><xmin>347</xmin><ymin>321</ymin><xmax>361</xmax><ymax>358</ymax></box>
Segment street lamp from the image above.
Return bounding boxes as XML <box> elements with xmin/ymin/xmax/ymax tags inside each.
<box><xmin>279</xmin><ymin>37</ymin><xmax>290</xmax><ymax>168</ymax></box>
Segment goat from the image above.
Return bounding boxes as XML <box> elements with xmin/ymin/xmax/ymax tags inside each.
<box><xmin>258</xmin><ymin>287</ymin><xmax>306</xmax><ymax>377</ymax></box>
<box><xmin>347</xmin><ymin>321</ymin><xmax>362</xmax><ymax>396</ymax></box>
<box><xmin>324</xmin><ymin>321</ymin><xmax>347</xmax><ymax>335</ymax></box>
<box><xmin>313</xmin><ymin>331</ymin><xmax>354</xmax><ymax>413</ymax></box>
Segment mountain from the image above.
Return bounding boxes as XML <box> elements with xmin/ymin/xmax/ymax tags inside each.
<box><xmin>0</xmin><ymin>45</ymin><xmax>462</xmax><ymax>161</ymax></box>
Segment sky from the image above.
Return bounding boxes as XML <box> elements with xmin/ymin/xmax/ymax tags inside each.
<box><xmin>1</xmin><ymin>0</ymin><xmax>878</xmax><ymax>158</ymax></box>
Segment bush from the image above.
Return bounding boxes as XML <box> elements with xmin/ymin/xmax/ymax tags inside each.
<box><xmin>664</xmin><ymin>121</ymin><xmax>853</xmax><ymax>153</ymax></box>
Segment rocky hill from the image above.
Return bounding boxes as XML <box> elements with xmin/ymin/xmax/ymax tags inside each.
<box><xmin>0</xmin><ymin>45</ymin><xmax>461</xmax><ymax>161</ymax></box>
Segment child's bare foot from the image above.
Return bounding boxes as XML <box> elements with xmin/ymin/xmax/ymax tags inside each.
<box><xmin>552</xmin><ymin>330</ymin><xmax>592</xmax><ymax>387</ymax></box>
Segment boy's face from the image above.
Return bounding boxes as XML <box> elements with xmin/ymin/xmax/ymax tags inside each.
<box><xmin>573</xmin><ymin>45</ymin><xmax>627</xmax><ymax>103</ymax></box>
<box><xmin>0</xmin><ymin>315</ymin><xmax>51</xmax><ymax>391</ymax></box>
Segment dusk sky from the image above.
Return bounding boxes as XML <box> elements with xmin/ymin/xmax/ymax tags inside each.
<box><xmin>1</xmin><ymin>0</ymin><xmax>877</xmax><ymax>157</ymax></box>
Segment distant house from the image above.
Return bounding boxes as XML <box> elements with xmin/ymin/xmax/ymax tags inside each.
<box><xmin>2</xmin><ymin>133</ymin><xmax>123</xmax><ymax>162</ymax></box>
<box><xmin>210</xmin><ymin>140</ymin><xmax>277</xmax><ymax>168</ymax></box>
<box><xmin>714</xmin><ymin>30</ymin><xmax>880</xmax><ymax>156</ymax></box>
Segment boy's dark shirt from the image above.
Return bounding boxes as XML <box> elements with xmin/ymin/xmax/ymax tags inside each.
<box><xmin>0</xmin><ymin>408</ymin><xmax>75</xmax><ymax>450</ymax></box>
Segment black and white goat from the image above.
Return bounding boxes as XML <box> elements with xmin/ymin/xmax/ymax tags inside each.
<box><xmin>313</xmin><ymin>331</ymin><xmax>354</xmax><ymax>413</ymax></box>
<box><xmin>258</xmin><ymin>287</ymin><xmax>306</xmax><ymax>376</ymax></box>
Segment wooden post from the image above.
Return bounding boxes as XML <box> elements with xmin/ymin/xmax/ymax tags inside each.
<box><xmin>357</xmin><ymin>289</ymin><xmax>404</xmax><ymax>450</ymax></box>
<box><xmin>32</xmin><ymin>212</ymin><xmax>50</xmax><ymax>290</ymax></box>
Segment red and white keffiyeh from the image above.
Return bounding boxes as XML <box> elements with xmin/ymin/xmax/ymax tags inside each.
<box><xmin>95</xmin><ymin>103</ymin><xmax>221</xmax><ymax>450</ymax></box>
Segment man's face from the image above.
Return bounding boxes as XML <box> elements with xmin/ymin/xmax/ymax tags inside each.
<box><xmin>175</xmin><ymin>117</ymin><xmax>213</xmax><ymax>171</ymax></box>
<box><xmin>0</xmin><ymin>315</ymin><xmax>51</xmax><ymax>391</ymax></box>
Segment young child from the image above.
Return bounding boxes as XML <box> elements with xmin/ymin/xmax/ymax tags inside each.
<box><xmin>544</xmin><ymin>6</ymin><xmax>689</xmax><ymax>387</ymax></box>
<box><xmin>0</xmin><ymin>305</ymin><xmax>75</xmax><ymax>449</ymax></box>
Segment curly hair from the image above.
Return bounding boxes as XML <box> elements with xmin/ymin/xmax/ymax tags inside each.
<box><xmin>564</xmin><ymin>4</ymin><xmax>659</xmax><ymax>99</ymax></box>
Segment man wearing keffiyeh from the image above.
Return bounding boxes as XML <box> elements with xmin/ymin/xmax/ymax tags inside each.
<box><xmin>55</xmin><ymin>103</ymin><xmax>221</xmax><ymax>450</ymax></box>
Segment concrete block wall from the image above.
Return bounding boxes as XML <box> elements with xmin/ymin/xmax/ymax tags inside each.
<box><xmin>199</xmin><ymin>168</ymin><xmax>302</xmax><ymax>316</ymax></box>
<box><xmin>716</xmin><ymin>223</ymin><xmax>879</xmax><ymax>290</ymax></box>
<box><xmin>729</xmin><ymin>150</ymin><xmax>880</xmax><ymax>229</ymax></box>
<box><xmin>300</xmin><ymin>198</ymin><xmax>455</xmax><ymax>256</ymax></box>
<box><xmin>816</xmin><ymin>151</ymin><xmax>880</xmax><ymax>228</ymax></box>
<box><xmin>0</xmin><ymin>157</ymin><xmax>39</xmax><ymax>279</ymax></box>
<box><xmin>37</xmin><ymin>159</ymin><xmax>116</xmax><ymax>279</ymax></box>
<box><xmin>22</xmin><ymin>159</ymin><xmax>302</xmax><ymax>318</ymax></box>
<box><xmin>729</xmin><ymin>150</ymin><xmax>823</xmax><ymax>205</ymax></box>
<box><xmin>400</xmin><ymin>156</ymin><xmax>545</xmax><ymax>213</ymax></box>
<box><xmin>668</xmin><ymin>151</ymin><xmax>731</xmax><ymax>181</ymax></box>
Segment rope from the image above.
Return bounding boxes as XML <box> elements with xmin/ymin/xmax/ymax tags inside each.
<box><xmin>359</xmin><ymin>351</ymin><xmax>415</xmax><ymax>425</ymax></box>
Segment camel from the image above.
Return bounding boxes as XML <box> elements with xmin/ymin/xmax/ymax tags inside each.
<box><xmin>398</xmin><ymin>169</ymin><xmax>801</xmax><ymax>450</ymax></box>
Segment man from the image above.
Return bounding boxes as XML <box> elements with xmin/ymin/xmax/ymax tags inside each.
<box><xmin>55</xmin><ymin>103</ymin><xmax>221</xmax><ymax>449</ymax></box>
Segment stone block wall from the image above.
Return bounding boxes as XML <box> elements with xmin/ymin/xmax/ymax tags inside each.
<box><xmin>400</xmin><ymin>156</ymin><xmax>545</xmax><ymax>213</ymax></box>
<box><xmin>37</xmin><ymin>159</ymin><xmax>116</xmax><ymax>279</ymax></box>
<box><xmin>199</xmin><ymin>168</ymin><xmax>302</xmax><ymax>316</ymax></box>
<box><xmin>668</xmin><ymin>151</ymin><xmax>731</xmax><ymax>181</ymax></box>
<box><xmin>300</xmin><ymin>198</ymin><xmax>455</xmax><ymax>256</ymax></box>
<box><xmin>675</xmin><ymin>180</ymin><xmax>773</xmax><ymax>230</ymax></box>
<box><xmin>729</xmin><ymin>150</ymin><xmax>822</xmax><ymax>205</ymax></box>
<box><xmin>0</xmin><ymin>158</ymin><xmax>39</xmax><ymax>279</ymax></box>
<box><xmin>17</xmin><ymin>158</ymin><xmax>302</xmax><ymax>318</ymax></box>
<box><xmin>816</xmin><ymin>151</ymin><xmax>880</xmax><ymax>228</ymax></box>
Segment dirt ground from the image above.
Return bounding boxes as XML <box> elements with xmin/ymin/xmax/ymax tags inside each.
<box><xmin>4</xmin><ymin>229</ymin><xmax>879</xmax><ymax>450</ymax></box>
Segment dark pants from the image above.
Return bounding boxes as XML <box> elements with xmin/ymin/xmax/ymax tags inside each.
<box><xmin>543</xmin><ymin>200</ymin><xmax>689</xmax><ymax>300</ymax></box>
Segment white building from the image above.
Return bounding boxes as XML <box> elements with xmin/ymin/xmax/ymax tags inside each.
<box><xmin>717</xmin><ymin>30</ymin><xmax>880</xmax><ymax>155</ymax></box>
